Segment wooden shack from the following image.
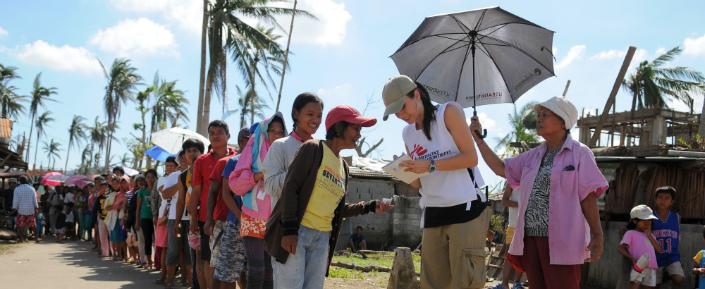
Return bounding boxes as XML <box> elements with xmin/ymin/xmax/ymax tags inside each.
<box><xmin>577</xmin><ymin>106</ymin><xmax>705</xmax><ymax>289</ymax></box>
<box><xmin>335</xmin><ymin>157</ymin><xmax>423</xmax><ymax>251</ymax></box>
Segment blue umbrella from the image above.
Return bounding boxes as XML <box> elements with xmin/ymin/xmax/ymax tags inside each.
<box><xmin>145</xmin><ymin>145</ymin><xmax>174</xmax><ymax>162</ymax></box>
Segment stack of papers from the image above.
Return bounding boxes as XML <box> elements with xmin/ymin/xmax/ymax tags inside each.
<box><xmin>382</xmin><ymin>154</ymin><xmax>428</xmax><ymax>184</ymax></box>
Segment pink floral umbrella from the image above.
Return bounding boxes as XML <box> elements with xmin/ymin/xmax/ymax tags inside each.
<box><xmin>41</xmin><ymin>172</ymin><xmax>66</xmax><ymax>186</ymax></box>
<box><xmin>65</xmin><ymin>175</ymin><xmax>92</xmax><ymax>188</ymax></box>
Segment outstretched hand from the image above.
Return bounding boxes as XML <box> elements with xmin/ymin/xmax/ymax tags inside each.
<box><xmin>375</xmin><ymin>202</ymin><xmax>394</xmax><ymax>214</ymax></box>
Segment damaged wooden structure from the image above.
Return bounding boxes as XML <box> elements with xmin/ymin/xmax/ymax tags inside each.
<box><xmin>578</xmin><ymin>47</ymin><xmax>705</xmax><ymax>289</ymax></box>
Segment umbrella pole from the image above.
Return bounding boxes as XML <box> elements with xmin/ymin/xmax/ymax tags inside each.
<box><xmin>470</xmin><ymin>34</ymin><xmax>487</xmax><ymax>138</ymax></box>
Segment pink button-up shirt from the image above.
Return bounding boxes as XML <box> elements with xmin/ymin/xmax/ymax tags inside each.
<box><xmin>505</xmin><ymin>137</ymin><xmax>608</xmax><ymax>265</ymax></box>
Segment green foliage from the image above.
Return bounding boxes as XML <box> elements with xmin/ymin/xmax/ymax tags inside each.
<box><xmin>495</xmin><ymin>102</ymin><xmax>540</xmax><ymax>157</ymax></box>
<box><xmin>623</xmin><ymin>47</ymin><xmax>705</xmax><ymax>112</ymax></box>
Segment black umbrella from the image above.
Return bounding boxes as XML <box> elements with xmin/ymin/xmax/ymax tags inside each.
<box><xmin>391</xmin><ymin>7</ymin><xmax>555</xmax><ymax>136</ymax></box>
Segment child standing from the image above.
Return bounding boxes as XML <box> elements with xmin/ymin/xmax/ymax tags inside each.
<box><xmin>56</xmin><ymin>206</ymin><xmax>67</xmax><ymax>242</ymax></box>
<box><xmin>652</xmin><ymin>186</ymin><xmax>685</xmax><ymax>286</ymax></box>
<box><xmin>618</xmin><ymin>204</ymin><xmax>663</xmax><ymax>289</ymax></box>
<box><xmin>65</xmin><ymin>204</ymin><xmax>75</xmax><ymax>240</ymax></box>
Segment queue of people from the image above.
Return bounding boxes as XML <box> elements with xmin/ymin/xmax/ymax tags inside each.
<box><xmin>7</xmin><ymin>75</ymin><xmax>620</xmax><ymax>289</ymax></box>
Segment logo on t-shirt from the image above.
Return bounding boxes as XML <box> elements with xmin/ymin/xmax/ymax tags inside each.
<box><xmin>410</xmin><ymin>144</ymin><xmax>428</xmax><ymax>159</ymax></box>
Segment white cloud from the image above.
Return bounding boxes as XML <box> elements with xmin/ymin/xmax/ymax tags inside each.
<box><xmin>555</xmin><ymin>45</ymin><xmax>586</xmax><ymax>71</ymax></box>
<box><xmin>90</xmin><ymin>18</ymin><xmax>177</xmax><ymax>57</ymax></box>
<box><xmin>164</xmin><ymin>0</ymin><xmax>202</xmax><ymax>34</ymax></box>
<box><xmin>655</xmin><ymin>47</ymin><xmax>667</xmax><ymax>56</ymax></box>
<box><xmin>591</xmin><ymin>48</ymin><xmax>648</xmax><ymax>63</ymax></box>
<box><xmin>684</xmin><ymin>34</ymin><xmax>705</xmax><ymax>57</ymax></box>
<box><xmin>109</xmin><ymin>0</ymin><xmax>169</xmax><ymax>12</ymax></box>
<box><xmin>278</xmin><ymin>0</ymin><xmax>351</xmax><ymax>46</ymax></box>
<box><xmin>0</xmin><ymin>26</ymin><xmax>7</xmax><ymax>37</ymax></box>
<box><xmin>108</xmin><ymin>0</ymin><xmax>202</xmax><ymax>34</ymax></box>
<box><xmin>590</xmin><ymin>49</ymin><xmax>625</xmax><ymax>60</ymax></box>
<box><xmin>15</xmin><ymin>40</ymin><xmax>102</xmax><ymax>75</ymax></box>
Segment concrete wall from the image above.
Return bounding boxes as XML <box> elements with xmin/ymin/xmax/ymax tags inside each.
<box><xmin>335</xmin><ymin>178</ymin><xmax>423</xmax><ymax>250</ymax></box>
<box><xmin>586</xmin><ymin>220</ymin><xmax>701</xmax><ymax>289</ymax></box>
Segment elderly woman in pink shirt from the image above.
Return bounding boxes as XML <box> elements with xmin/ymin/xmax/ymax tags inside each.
<box><xmin>470</xmin><ymin>97</ymin><xmax>608</xmax><ymax>289</ymax></box>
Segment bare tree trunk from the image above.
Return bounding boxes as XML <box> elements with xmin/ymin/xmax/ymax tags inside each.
<box><xmin>26</xmin><ymin>114</ymin><xmax>35</xmax><ymax>162</ymax></box>
<box><xmin>275</xmin><ymin>0</ymin><xmax>298</xmax><ymax>113</ymax></box>
<box><xmin>64</xmin><ymin>139</ymin><xmax>72</xmax><ymax>172</ymax></box>
<box><xmin>104</xmin><ymin>116</ymin><xmax>113</xmax><ymax>173</ymax></box>
<box><xmin>33</xmin><ymin>131</ymin><xmax>40</xmax><ymax>170</ymax></box>
<box><xmin>196</xmin><ymin>0</ymin><xmax>209</xmax><ymax>135</ymax></box>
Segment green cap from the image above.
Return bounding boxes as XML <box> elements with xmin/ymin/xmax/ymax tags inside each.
<box><xmin>382</xmin><ymin>75</ymin><xmax>416</xmax><ymax>121</ymax></box>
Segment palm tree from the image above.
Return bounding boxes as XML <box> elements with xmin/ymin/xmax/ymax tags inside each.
<box><xmin>151</xmin><ymin>77</ymin><xmax>189</xmax><ymax>130</ymax></box>
<box><xmin>163</xmin><ymin>82</ymin><xmax>189</xmax><ymax>127</ymax></box>
<box><xmin>495</xmin><ymin>102</ymin><xmax>540</xmax><ymax>157</ymax></box>
<box><xmin>79</xmin><ymin>145</ymin><xmax>91</xmax><ymax>174</ymax></box>
<box><xmin>623</xmin><ymin>47</ymin><xmax>705</xmax><ymax>113</ymax></box>
<box><xmin>0</xmin><ymin>64</ymin><xmax>26</xmax><ymax>120</ymax></box>
<box><xmin>43</xmin><ymin>138</ymin><xmax>61</xmax><ymax>170</ymax></box>
<box><xmin>119</xmin><ymin>153</ymin><xmax>131</xmax><ymax>167</ymax></box>
<box><xmin>33</xmin><ymin>111</ymin><xmax>53</xmax><ymax>169</ymax></box>
<box><xmin>134</xmin><ymin>84</ymin><xmax>154</xmax><ymax>169</ymax></box>
<box><xmin>25</xmin><ymin>73</ymin><xmax>57</xmax><ymax>163</ymax></box>
<box><xmin>89</xmin><ymin>116</ymin><xmax>107</xmax><ymax>171</ymax></box>
<box><xmin>196</xmin><ymin>0</ymin><xmax>208</xmax><ymax>135</ymax></box>
<box><xmin>197</xmin><ymin>0</ymin><xmax>311</xmax><ymax>133</ymax></box>
<box><xmin>236</xmin><ymin>85</ymin><xmax>269</xmax><ymax>128</ymax></box>
<box><xmin>99</xmin><ymin>58</ymin><xmax>142</xmax><ymax>172</ymax></box>
<box><xmin>0</xmin><ymin>87</ymin><xmax>27</xmax><ymax>120</ymax></box>
<box><xmin>236</xmin><ymin>26</ymin><xmax>286</xmax><ymax>128</ymax></box>
<box><xmin>64</xmin><ymin>115</ymin><xmax>87</xmax><ymax>172</ymax></box>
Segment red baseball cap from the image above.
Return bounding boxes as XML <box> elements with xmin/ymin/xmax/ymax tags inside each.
<box><xmin>325</xmin><ymin>105</ymin><xmax>377</xmax><ymax>131</ymax></box>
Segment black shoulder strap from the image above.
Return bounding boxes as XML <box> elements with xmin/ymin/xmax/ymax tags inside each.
<box><xmin>467</xmin><ymin>168</ymin><xmax>489</xmax><ymax>204</ymax></box>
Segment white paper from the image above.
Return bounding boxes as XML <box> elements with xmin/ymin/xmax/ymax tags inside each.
<box><xmin>382</xmin><ymin>154</ymin><xmax>428</xmax><ymax>184</ymax></box>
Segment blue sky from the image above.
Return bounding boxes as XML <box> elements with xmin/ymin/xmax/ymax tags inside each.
<box><xmin>1</xmin><ymin>0</ymin><xmax>705</xmax><ymax>188</ymax></box>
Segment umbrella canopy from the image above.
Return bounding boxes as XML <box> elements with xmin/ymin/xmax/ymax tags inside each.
<box><xmin>391</xmin><ymin>7</ymin><xmax>554</xmax><ymax>112</ymax></box>
<box><xmin>145</xmin><ymin>145</ymin><xmax>174</xmax><ymax>162</ymax></box>
<box><xmin>123</xmin><ymin>167</ymin><xmax>139</xmax><ymax>177</ymax></box>
<box><xmin>41</xmin><ymin>172</ymin><xmax>66</xmax><ymax>186</ymax></box>
<box><xmin>65</xmin><ymin>175</ymin><xmax>92</xmax><ymax>188</ymax></box>
<box><xmin>151</xmin><ymin>127</ymin><xmax>210</xmax><ymax>154</ymax></box>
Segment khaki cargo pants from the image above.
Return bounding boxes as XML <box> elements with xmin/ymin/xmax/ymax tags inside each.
<box><xmin>420</xmin><ymin>207</ymin><xmax>490</xmax><ymax>289</ymax></box>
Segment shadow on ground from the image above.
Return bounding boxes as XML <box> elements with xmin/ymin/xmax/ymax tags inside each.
<box><xmin>52</xmin><ymin>241</ymin><xmax>163</xmax><ymax>289</ymax></box>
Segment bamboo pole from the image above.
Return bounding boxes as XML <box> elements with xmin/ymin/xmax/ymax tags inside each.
<box><xmin>588</xmin><ymin>46</ymin><xmax>637</xmax><ymax>147</ymax></box>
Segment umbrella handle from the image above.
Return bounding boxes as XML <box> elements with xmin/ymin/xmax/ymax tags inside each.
<box><xmin>471</xmin><ymin>110</ymin><xmax>487</xmax><ymax>139</ymax></box>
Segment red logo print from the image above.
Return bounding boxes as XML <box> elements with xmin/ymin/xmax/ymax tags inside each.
<box><xmin>410</xmin><ymin>144</ymin><xmax>428</xmax><ymax>158</ymax></box>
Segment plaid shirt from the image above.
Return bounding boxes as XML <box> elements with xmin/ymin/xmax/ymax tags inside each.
<box><xmin>12</xmin><ymin>184</ymin><xmax>38</xmax><ymax>216</ymax></box>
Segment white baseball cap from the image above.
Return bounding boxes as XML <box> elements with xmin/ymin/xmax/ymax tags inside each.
<box><xmin>630</xmin><ymin>204</ymin><xmax>658</xmax><ymax>220</ymax></box>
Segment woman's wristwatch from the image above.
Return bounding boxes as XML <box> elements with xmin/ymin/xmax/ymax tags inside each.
<box><xmin>429</xmin><ymin>159</ymin><xmax>436</xmax><ymax>173</ymax></box>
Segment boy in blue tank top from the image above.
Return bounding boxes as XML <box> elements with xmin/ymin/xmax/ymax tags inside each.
<box><xmin>652</xmin><ymin>186</ymin><xmax>685</xmax><ymax>287</ymax></box>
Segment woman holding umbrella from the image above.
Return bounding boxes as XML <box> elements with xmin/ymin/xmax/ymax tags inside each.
<box><xmin>470</xmin><ymin>97</ymin><xmax>607</xmax><ymax>289</ymax></box>
<box><xmin>381</xmin><ymin>75</ymin><xmax>489</xmax><ymax>289</ymax></box>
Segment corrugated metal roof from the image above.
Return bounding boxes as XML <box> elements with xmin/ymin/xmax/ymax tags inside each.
<box><xmin>349</xmin><ymin>166</ymin><xmax>393</xmax><ymax>179</ymax></box>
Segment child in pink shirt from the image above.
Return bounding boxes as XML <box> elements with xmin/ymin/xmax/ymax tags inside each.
<box><xmin>618</xmin><ymin>204</ymin><xmax>663</xmax><ymax>289</ymax></box>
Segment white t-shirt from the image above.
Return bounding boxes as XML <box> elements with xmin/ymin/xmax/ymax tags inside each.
<box><xmin>158</xmin><ymin>171</ymin><xmax>183</xmax><ymax>220</ymax></box>
<box><xmin>64</xmin><ymin>192</ymin><xmax>75</xmax><ymax>204</ymax></box>
<box><xmin>507</xmin><ymin>189</ymin><xmax>520</xmax><ymax>228</ymax></box>
<box><xmin>402</xmin><ymin>102</ymin><xmax>485</xmax><ymax>209</ymax></box>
